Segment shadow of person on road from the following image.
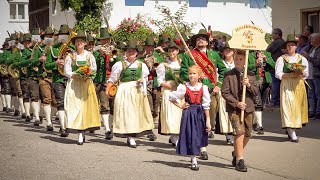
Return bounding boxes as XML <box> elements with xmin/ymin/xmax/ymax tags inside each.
<box><xmin>40</xmin><ymin>135</ymin><xmax>77</xmax><ymax>144</ymax></box>
<box><xmin>208</xmin><ymin>139</ymin><xmax>232</xmax><ymax>146</ymax></box>
<box><xmin>252</xmin><ymin>135</ymin><xmax>288</xmax><ymax>142</ymax></box>
<box><xmin>89</xmin><ymin>138</ymin><xmax>129</xmax><ymax>147</ymax></box>
<box><xmin>3</xmin><ymin>119</ymin><xmax>31</xmax><ymax>124</ymax></box>
<box><xmin>143</xmin><ymin>160</ymin><xmax>189</xmax><ymax>169</ymax></box>
<box><xmin>147</xmin><ymin>148</ymin><xmax>177</xmax><ymax>156</ymax></box>
<box><xmin>135</xmin><ymin>140</ymin><xmax>176</xmax><ymax>149</ymax></box>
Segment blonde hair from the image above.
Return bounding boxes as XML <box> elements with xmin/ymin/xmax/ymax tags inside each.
<box><xmin>188</xmin><ymin>65</ymin><xmax>203</xmax><ymax>76</ymax></box>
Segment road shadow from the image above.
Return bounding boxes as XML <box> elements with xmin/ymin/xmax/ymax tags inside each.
<box><xmin>209</xmin><ymin>139</ymin><xmax>232</xmax><ymax>146</ymax></box>
<box><xmin>148</xmin><ymin>148</ymin><xmax>177</xmax><ymax>156</ymax></box>
<box><xmin>135</xmin><ymin>140</ymin><xmax>176</xmax><ymax>149</ymax></box>
<box><xmin>252</xmin><ymin>135</ymin><xmax>289</xmax><ymax>142</ymax></box>
<box><xmin>143</xmin><ymin>160</ymin><xmax>189</xmax><ymax>169</ymax></box>
<box><xmin>3</xmin><ymin>119</ymin><xmax>32</xmax><ymax>124</ymax></box>
<box><xmin>89</xmin><ymin>138</ymin><xmax>129</xmax><ymax>147</ymax></box>
<box><xmin>40</xmin><ymin>135</ymin><xmax>77</xmax><ymax>144</ymax></box>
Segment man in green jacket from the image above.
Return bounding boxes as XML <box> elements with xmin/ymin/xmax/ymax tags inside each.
<box><xmin>19</xmin><ymin>29</ymin><xmax>42</xmax><ymax>125</ymax></box>
<box><xmin>0</xmin><ymin>38</ymin><xmax>13</xmax><ymax>113</ymax></box>
<box><xmin>93</xmin><ymin>27</ymin><xmax>120</xmax><ymax>140</ymax></box>
<box><xmin>31</xmin><ymin>26</ymin><xmax>56</xmax><ymax>131</ymax></box>
<box><xmin>179</xmin><ymin>29</ymin><xmax>228</xmax><ymax>160</ymax></box>
<box><xmin>45</xmin><ymin>24</ymin><xmax>73</xmax><ymax>137</ymax></box>
<box><xmin>248</xmin><ymin>50</ymin><xmax>275</xmax><ymax>135</ymax></box>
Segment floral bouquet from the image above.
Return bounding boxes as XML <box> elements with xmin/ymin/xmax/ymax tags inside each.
<box><xmin>74</xmin><ymin>65</ymin><xmax>96</xmax><ymax>79</ymax></box>
<box><xmin>288</xmin><ymin>63</ymin><xmax>306</xmax><ymax>73</ymax></box>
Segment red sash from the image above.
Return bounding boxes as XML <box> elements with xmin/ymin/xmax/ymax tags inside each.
<box><xmin>191</xmin><ymin>49</ymin><xmax>217</xmax><ymax>85</ymax></box>
<box><xmin>105</xmin><ymin>54</ymin><xmax>111</xmax><ymax>78</ymax></box>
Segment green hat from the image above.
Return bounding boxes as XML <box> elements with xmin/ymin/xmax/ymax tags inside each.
<box><xmin>44</xmin><ymin>26</ymin><xmax>54</xmax><ymax>35</ymax></box>
<box><xmin>124</xmin><ymin>39</ymin><xmax>138</xmax><ymax>50</ymax></box>
<box><xmin>192</xmin><ymin>29</ymin><xmax>209</xmax><ymax>42</ymax></box>
<box><xmin>282</xmin><ymin>34</ymin><xmax>298</xmax><ymax>48</ymax></box>
<box><xmin>137</xmin><ymin>45</ymin><xmax>144</xmax><ymax>53</ymax></box>
<box><xmin>115</xmin><ymin>41</ymin><xmax>126</xmax><ymax>50</ymax></box>
<box><xmin>72</xmin><ymin>30</ymin><xmax>87</xmax><ymax>44</ymax></box>
<box><xmin>87</xmin><ymin>34</ymin><xmax>95</xmax><ymax>43</ymax></box>
<box><xmin>158</xmin><ymin>34</ymin><xmax>169</xmax><ymax>46</ymax></box>
<box><xmin>22</xmin><ymin>33</ymin><xmax>32</xmax><ymax>42</ymax></box>
<box><xmin>59</xmin><ymin>24</ymin><xmax>69</xmax><ymax>35</ymax></box>
<box><xmin>3</xmin><ymin>38</ymin><xmax>10</xmax><ymax>45</ymax></box>
<box><xmin>144</xmin><ymin>36</ymin><xmax>156</xmax><ymax>46</ymax></box>
<box><xmin>31</xmin><ymin>28</ymin><xmax>40</xmax><ymax>35</ymax></box>
<box><xmin>99</xmin><ymin>28</ymin><xmax>111</xmax><ymax>39</ymax></box>
<box><xmin>167</xmin><ymin>40</ymin><xmax>180</xmax><ymax>51</ymax></box>
<box><xmin>10</xmin><ymin>33</ymin><xmax>18</xmax><ymax>40</ymax></box>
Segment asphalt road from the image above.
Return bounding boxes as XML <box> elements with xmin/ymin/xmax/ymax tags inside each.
<box><xmin>0</xmin><ymin>110</ymin><xmax>319</xmax><ymax>180</ymax></box>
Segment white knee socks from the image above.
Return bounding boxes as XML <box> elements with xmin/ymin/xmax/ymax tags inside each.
<box><xmin>18</xmin><ymin>98</ymin><xmax>25</xmax><ymax>113</ymax></box>
<box><xmin>31</xmin><ymin>101</ymin><xmax>40</xmax><ymax>120</ymax></box>
<box><xmin>24</xmin><ymin>102</ymin><xmax>31</xmax><ymax>116</ymax></box>
<box><xmin>43</xmin><ymin>105</ymin><xmax>52</xmax><ymax>126</ymax></box>
<box><xmin>78</xmin><ymin>132</ymin><xmax>84</xmax><ymax>143</ymax></box>
<box><xmin>170</xmin><ymin>135</ymin><xmax>179</xmax><ymax>146</ymax></box>
<box><xmin>128</xmin><ymin>137</ymin><xmax>136</xmax><ymax>145</ymax></box>
<box><xmin>200</xmin><ymin>147</ymin><xmax>207</xmax><ymax>152</ymax></box>
<box><xmin>5</xmin><ymin>95</ymin><xmax>11</xmax><ymax>108</ymax></box>
<box><xmin>1</xmin><ymin>94</ymin><xmax>6</xmax><ymax>108</ymax></box>
<box><xmin>58</xmin><ymin>110</ymin><xmax>66</xmax><ymax>130</ymax></box>
<box><xmin>12</xmin><ymin>96</ymin><xmax>19</xmax><ymax>111</ymax></box>
<box><xmin>102</xmin><ymin>114</ymin><xmax>111</xmax><ymax>132</ymax></box>
<box><xmin>254</xmin><ymin>111</ymin><xmax>263</xmax><ymax>127</ymax></box>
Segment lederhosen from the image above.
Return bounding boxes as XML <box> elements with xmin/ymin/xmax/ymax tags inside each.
<box><xmin>37</xmin><ymin>45</ymin><xmax>56</xmax><ymax>107</ymax></box>
<box><xmin>25</xmin><ymin>47</ymin><xmax>40</xmax><ymax>103</ymax></box>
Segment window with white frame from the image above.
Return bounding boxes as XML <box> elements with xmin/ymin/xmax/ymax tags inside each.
<box><xmin>10</xmin><ymin>3</ymin><xmax>27</xmax><ymax>20</ymax></box>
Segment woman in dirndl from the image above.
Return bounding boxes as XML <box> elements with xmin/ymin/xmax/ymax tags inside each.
<box><xmin>217</xmin><ymin>44</ymin><xmax>234</xmax><ymax>145</ymax></box>
<box><xmin>64</xmin><ymin>30</ymin><xmax>101</xmax><ymax>145</ymax></box>
<box><xmin>156</xmin><ymin>41</ymin><xmax>183</xmax><ymax>147</ymax></box>
<box><xmin>106</xmin><ymin>39</ymin><xmax>154</xmax><ymax>148</ymax></box>
<box><xmin>275</xmin><ymin>34</ymin><xmax>309</xmax><ymax>143</ymax></box>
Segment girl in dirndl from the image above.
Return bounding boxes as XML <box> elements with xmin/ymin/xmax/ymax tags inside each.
<box><xmin>106</xmin><ymin>39</ymin><xmax>154</xmax><ymax>148</ymax></box>
<box><xmin>275</xmin><ymin>34</ymin><xmax>309</xmax><ymax>143</ymax></box>
<box><xmin>157</xmin><ymin>41</ymin><xmax>182</xmax><ymax>147</ymax></box>
<box><xmin>169</xmin><ymin>65</ymin><xmax>211</xmax><ymax>171</ymax></box>
<box><xmin>64</xmin><ymin>30</ymin><xmax>101</xmax><ymax>145</ymax></box>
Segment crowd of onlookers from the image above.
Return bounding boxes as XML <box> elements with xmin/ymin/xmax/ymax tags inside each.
<box><xmin>265</xmin><ymin>25</ymin><xmax>320</xmax><ymax>119</ymax></box>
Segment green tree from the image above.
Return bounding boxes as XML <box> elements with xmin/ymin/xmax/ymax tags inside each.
<box><xmin>59</xmin><ymin>0</ymin><xmax>108</xmax><ymax>32</ymax></box>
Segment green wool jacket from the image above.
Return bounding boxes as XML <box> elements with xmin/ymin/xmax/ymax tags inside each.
<box><xmin>3</xmin><ymin>49</ymin><xmax>14</xmax><ymax>65</ymax></box>
<box><xmin>153</xmin><ymin>50</ymin><xmax>167</xmax><ymax>63</ymax></box>
<box><xmin>248</xmin><ymin>51</ymin><xmax>275</xmax><ymax>84</ymax></box>
<box><xmin>180</xmin><ymin>49</ymin><xmax>227</xmax><ymax>89</ymax></box>
<box><xmin>93</xmin><ymin>50</ymin><xmax>121</xmax><ymax>84</ymax></box>
<box><xmin>18</xmin><ymin>48</ymin><xmax>37</xmax><ymax>79</ymax></box>
<box><xmin>32</xmin><ymin>45</ymin><xmax>48</xmax><ymax>77</ymax></box>
<box><xmin>45</xmin><ymin>43</ymin><xmax>75</xmax><ymax>83</ymax></box>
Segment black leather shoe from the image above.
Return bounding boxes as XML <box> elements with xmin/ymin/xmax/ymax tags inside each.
<box><xmin>25</xmin><ymin>116</ymin><xmax>32</xmax><ymax>122</ymax></box>
<box><xmin>235</xmin><ymin>159</ymin><xmax>247</xmax><ymax>172</ymax></box>
<box><xmin>127</xmin><ymin>139</ymin><xmax>137</xmax><ymax>148</ymax></box>
<box><xmin>60</xmin><ymin>129</ymin><xmax>69</xmax><ymax>137</ymax></box>
<box><xmin>232</xmin><ymin>151</ymin><xmax>236</xmax><ymax>167</ymax></box>
<box><xmin>89</xmin><ymin>130</ymin><xmax>95</xmax><ymax>133</ymax></box>
<box><xmin>105</xmin><ymin>131</ymin><xmax>113</xmax><ymax>140</ymax></box>
<box><xmin>21</xmin><ymin>113</ymin><xmax>26</xmax><ymax>119</ymax></box>
<box><xmin>199</xmin><ymin>151</ymin><xmax>208</xmax><ymax>160</ymax></box>
<box><xmin>6</xmin><ymin>108</ymin><xmax>13</xmax><ymax>113</ymax></box>
<box><xmin>2</xmin><ymin>107</ymin><xmax>7</xmax><ymax>112</ymax></box>
<box><xmin>47</xmin><ymin>125</ymin><xmax>54</xmax><ymax>131</ymax></box>
<box><xmin>257</xmin><ymin>127</ymin><xmax>264</xmax><ymax>135</ymax></box>
<box><xmin>34</xmin><ymin>120</ymin><xmax>41</xmax><ymax>126</ymax></box>
<box><xmin>208</xmin><ymin>131</ymin><xmax>214</xmax><ymax>139</ymax></box>
<box><xmin>148</xmin><ymin>133</ymin><xmax>157</xmax><ymax>141</ymax></box>
<box><xmin>77</xmin><ymin>141</ymin><xmax>83</xmax><ymax>145</ymax></box>
<box><xmin>14</xmin><ymin>110</ymin><xmax>20</xmax><ymax>116</ymax></box>
<box><xmin>190</xmin><ymin>164</ymin><xmax>199</xmax><ymax>171</ymax></box>
<box><xmin>290</xmin><ymin>138</ymin><xmax>299</xmax><ymax>143</ymax></box>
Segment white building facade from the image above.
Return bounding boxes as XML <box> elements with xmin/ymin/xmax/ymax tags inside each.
<box><xmin>50</xmin><ymin>0</ymin><xmax>272</xmax><ymax>35</ymax></box>
<box><xmin>0</xmin><ymin>0</ymin><xmax>29</xmax><ymax>45</ymax></box>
